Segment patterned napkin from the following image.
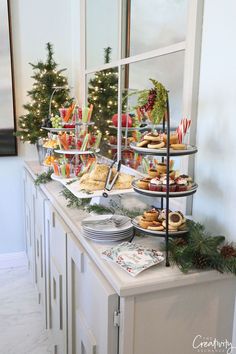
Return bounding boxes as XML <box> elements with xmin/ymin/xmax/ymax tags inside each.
<box><xmin>101</xmin><ymin>242</ymin><xmax>164</xmax><ymax>277</ymax></box>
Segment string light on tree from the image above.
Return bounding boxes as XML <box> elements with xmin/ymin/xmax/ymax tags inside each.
<box><xmin>15</xmin><ymin>42</ymin><xmax>71</xmax><ymax>144</ymax></box>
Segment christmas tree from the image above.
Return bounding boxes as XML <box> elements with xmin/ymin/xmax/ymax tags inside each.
<box><xmin>88</xmin><ymin>47</ymin><xmax>118</xmax><ymax>140</ymax></box>
<box><xmin>16</xmin><ymin>42</ymin><xmax>71</xmax><ymax>144</ymax></box>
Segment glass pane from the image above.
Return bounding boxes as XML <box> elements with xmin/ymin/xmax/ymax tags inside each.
<box><xmin>120</xmin><ymin>51</ymin><xmax>184</xmax><ymax>170</ymax></box>
<box><xmin>126</xmin><ymin>0</ymin><xmax>188</xmax><ymax>57</ymax></box>
<box><xmin>86</xmin><ymin>67</ymin><xmax>118</xmax><ymax>159</ymax></box>
<box><xmin>86</xmin><ymin>0</ymin><xmax>119</xmax><ymax>69</ymax></box>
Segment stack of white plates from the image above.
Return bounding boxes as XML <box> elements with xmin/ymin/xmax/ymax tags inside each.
<box><xmin>81</xmin><ymin>214</ymin><xmax>133</xmax><ymax>242</ymax></box>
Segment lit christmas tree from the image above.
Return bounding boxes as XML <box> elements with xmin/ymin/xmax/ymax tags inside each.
<box><xmin>87</xmin><ymin>47</ymin><xmax>118</xmax><ymax>141</ymax></box>
<box><xmin>16</xmin><ymin>42</ymin><xmax>71</xmax><ymax>144</ymax></box>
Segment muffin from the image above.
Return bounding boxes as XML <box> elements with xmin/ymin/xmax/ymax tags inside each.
<box><xmin>161</xmin><ymin>177</ymin><xmax>176</xmax><ymax>192</ymax></box>
<box><xmin>149</xmin><ymin>177</ymin><xmax>162</xmax><ymax>191</ymax></box>
<box><xmin>175</xmin><ymin>176</ymin><xmax>188</xmax><ymax>191</ymax></box>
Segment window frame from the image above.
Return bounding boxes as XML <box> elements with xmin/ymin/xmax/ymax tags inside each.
<box><xmin>78</xmin><ymin>0</ymin><xmax>204</xmax><ymax>214</ymax></box>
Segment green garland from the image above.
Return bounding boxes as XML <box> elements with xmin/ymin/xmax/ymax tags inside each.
<box><xmin>60</xmin><ymin>188</ymin><xmax>145</xmax><ymax>217</ymax></box>
<box><xmin>34</xmin><ymin>169</ymin><xmax>53</xmax><ymax>186</ymax></box>
<box><xmin>165</xmin><ymin>220</ymin><xmax>236</xmax><ymax>275</ymax></box>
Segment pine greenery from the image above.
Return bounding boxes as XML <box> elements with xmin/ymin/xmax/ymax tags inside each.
<box><xmin>167</xmin><ymin>220</ymin><xmax>236</xmax><ymax>275</ymax></box>
<box><xmin>34</xmin><ymin>169</ymin><xmax>53</xmax><ymax>186</ymax></box>
<box><xmin>15</xmin><ymin>43</ymin><xmax>71</xmax><ymax>144</ymax></box>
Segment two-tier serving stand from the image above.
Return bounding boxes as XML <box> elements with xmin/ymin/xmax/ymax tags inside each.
<box><xmin>129</xmin><ymin>100</ymin><xmax>198</xmax><ymax>266</ymax></box>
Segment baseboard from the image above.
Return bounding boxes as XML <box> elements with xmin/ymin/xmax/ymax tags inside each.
<box><xmin>0</xmin><ymin>251</ymin><xmax>28</xmax><ymax>269</ymax></box>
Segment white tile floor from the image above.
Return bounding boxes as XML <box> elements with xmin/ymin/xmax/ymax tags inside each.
<box><xmin>0</xmin><ymin>266</ymin><xmax>52</xmax><ymax>354</ymax></box>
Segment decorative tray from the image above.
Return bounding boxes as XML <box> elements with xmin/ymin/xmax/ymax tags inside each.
<box><xmin>129</xmin><ymin>142</ymin><xmax>198</xmax><ymax>156</ymax></box>
<box><xmin>131</xmin><ymin>179</ymin><xmax>198</xmax><ymax>198</ymax></box>
<box><xmin>51</xmin><ymin>174</ymin><xmax>134</xmax><ymax>198</ymax></box>
<box><xmin>132</xmin><ymin>217</ymin><xmax>188</xmax><ymax>237</ymax></box>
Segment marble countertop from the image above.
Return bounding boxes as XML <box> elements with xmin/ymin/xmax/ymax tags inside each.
<box><xmin>24</xmin><ymin>161</ymin><xmax>231</xmax><ymax>297</ymax></box>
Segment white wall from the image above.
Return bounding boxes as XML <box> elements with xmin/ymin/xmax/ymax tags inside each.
<box><xmin>0</xmin><ymin>0</ymin><xmax>75</xmax><ymax>254</ymax></box>
<box><xmin>193</xmin><ymin>0</ymin><xmax>236</xmax><ymax>345</ymax></box>
<box><xmin>193</xmin><ymin>0</ymin><xmax>236</xmax><ymax>241</ymax></box>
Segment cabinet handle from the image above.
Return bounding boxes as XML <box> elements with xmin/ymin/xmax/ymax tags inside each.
<box><xmin>54</xmin><ymin>345</ymin><xmax>57</xmax><ymax>354</ymax></box>
<box><xmin>52</xmin><ymin>212</ymin><xmax>55</xmax><ymax>227</ymax></box>
<box><xmin>37</xmin><ymin>239</ymin><xmax>39</xmax><ymax>258</ymax></box>
<box><xmin>40</xmin><ymin>234</ymin><xmax>43</xmax><ymax>278</ymax></box>
<box><xmin>59</xmin><ymin>274</ymin><xmax>63</xmax><ymax>330</ymax></box>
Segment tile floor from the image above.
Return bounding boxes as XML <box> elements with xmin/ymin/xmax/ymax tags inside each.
<box><xmin>0</xmin><ymin>265</ymin><xmax>52</xmax><ymax>354</ymax></box>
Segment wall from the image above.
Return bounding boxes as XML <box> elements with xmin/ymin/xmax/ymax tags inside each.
<box><xmin>0</xmin><ymin>0</ymin><xmax>75</xmax><ymax>254</ymax></box>
<box><xmin>193</xmin><ymin>0</ymin><xmax>236</xmax><ymax>240</ymax></box>
<box><xmin>193</xmin><ymin>0</ymin><xmax>236</xmax><ymax>345</ymax></box>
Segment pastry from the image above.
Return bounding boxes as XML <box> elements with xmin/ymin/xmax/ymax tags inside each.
<box><xmin>163</xmin><ymin>133</ymin><xmax>179</xmax><ymax>145</ymax></box>
<box><xmin>136</xmin><ymin>178</ymin><xmax>152</xmax><ymax>190</ymax></box>
<box><xmin>168</xmin><ymin>212</ymin><xmax>183</xmax><ymax>227</ymax></box>
<box><xmin>90</xmin><ymin>163</ymin><xmax>109</xmax><ymax>182</ymax></box>
<box><xmin>159</xmin><ymin>209</ymin><xmax>172</xmax><ymax>221</ymax></box>
<box><xmin>137</xmin><ymin>140</ymin><xmax>148</xmax><ymax>147</ymax></box>
<box><xmin>147</xmin><ymin>221</ymin><xmax>164</xmax><ymax>231</ymax></box>
<box><xmin>162</xmin><ymin>220</ymin><xmax>178</xmax><ymax>231</ymax></box>
<box><xmin>143</xmin><ymin>209</ymin><xmax>159</xmax><ymax>221</ymax></box>
<box><xmin>176</xmin><ymin>211</ymin><xmax>186</xmax><ymax>224</ymax></box>
<box><xmin>147</xmin><ymin>141</ymin><xmax>165</xmax><ymax>149</ymax></box>
<box><xmin>143</xmin><ymin>133</ymin><xmax>161</xmax><ymax>142</ymax></box>
<box><xmin>114</xmin><ymin>173</ymin><xmax>134</xmax><ymax>189</ymax></box>
<box><xmin>161</xmin><ymin>177</ymin><xmax>176</xmax><ymax>192</ymax></box>
<box><xmin>156</xmin><ymin>163</ymin><xmax>167</xmax><ymax>174</ymax></box>
<box><xmin>148</xmin><ymin>168</ymin><xmax>158</xmax><ymax>178</ymax></box>
<box><xmin>149</xmin><ymin>177</ymin><xmax>162</xmax><ymax>191</ymax></box>
<box><xmin>139</xmin><ymin>217</ymin><xmax>154</xmax><ymax>229</ymax></box>
<box><xmin>170</xmin><ymin>143</ymin><xmax>186</xmax><ymax>150</ymax></box>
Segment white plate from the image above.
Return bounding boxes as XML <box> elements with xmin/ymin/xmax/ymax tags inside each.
<box><xmin>132</xmin><ymin>217</ymin><xmax>188</xmax><ymax>236</ymax></box>
<box><xmin>82</xmin><ymin>215</ymin><xmax>132</xmax><ymax>232</ymax></box>
<box><xmin>129</xmin><ymin>142</ymin><xmax>198</xmax><ymax>156</ymax></box>
<box><xmin>54</xmin><ymin>148</ymin><xmax>100</xmax><ymax>155</ymax></box>
<box><xmin>83</xmin><ymin>230</ymin><xmax>133</xmax><ymax>238</ymax></box>
<box><xmin>132</xmin><ymin>179</ymin><xmax>198</xmax><ymax>198</ymax></box>
<box><xmin>83</xmin><ymin>233</ymin><xmax>133</xmax><ymax>243</ymax></box>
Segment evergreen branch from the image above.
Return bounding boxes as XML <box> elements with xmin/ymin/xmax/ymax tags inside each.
<box><xmin>34</xmin><ymin>169</ymin><xmax>53</xmax><ymax>186</ymax></box>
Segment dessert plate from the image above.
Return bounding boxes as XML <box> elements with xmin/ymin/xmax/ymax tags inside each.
<box><xmin>130</xmin><ymin>142</ymin><xmax>198</xmax><ymax>156</ymax></box>
<box><xmin>42</xmin><ymin>127</ymin><xmax>75</xmax><ymax>132</ymax></box>
<box><xmin>132</xmin><ymin>217</ymin><xmax>188</xmax><ymax>236</ymax></box>
<box><xmin>132</xmin><ymin>179</ymin><xmax>198</xmax><ymax>198</ymax></box>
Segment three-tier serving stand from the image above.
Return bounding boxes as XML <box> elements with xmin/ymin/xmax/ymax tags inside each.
<box><xmin>130</xmin><ymin>100</ymin><xmax>198</xmax><ymax>266</ymax></box>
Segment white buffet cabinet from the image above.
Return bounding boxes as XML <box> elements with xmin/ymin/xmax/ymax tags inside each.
<box><xmin>23</xmin><ymin>162</ymin><xmax>236</xmax><ymax>354</ymax></box>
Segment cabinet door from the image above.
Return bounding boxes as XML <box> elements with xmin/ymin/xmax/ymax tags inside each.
<box><xmin>49</xmin><ymin>208</ymin><xmax>68</xmax><ymax>354</ymax></box>
<box><xmin>67</xmin><ymin>235</ymin><xmax>119</xmax><ymax>354</ymax></box>
<box><xmin>23</xmin><ymin>170</ymin><xmax>36</xmax><ymax>282</ymax></box>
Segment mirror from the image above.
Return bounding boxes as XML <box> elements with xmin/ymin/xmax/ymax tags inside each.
<box><xmin>0</xmin><ymin>0</ymin><xmax>17</xmax><ymax>156</ymax></box>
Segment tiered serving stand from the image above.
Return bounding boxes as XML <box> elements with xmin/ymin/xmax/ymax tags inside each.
<box><xmin>129</xmin><ymin>101</ymin><xmax>198</xmax><ymax>266</ymax></box>
<box><xmin>42</xmin><ymin>120</ymin><xmax>100</xmax><ymax>179</ymax></box>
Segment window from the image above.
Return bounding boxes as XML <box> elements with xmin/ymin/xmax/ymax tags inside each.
<box><xmin>79</xmin><ymin>0</ymin><xmax>203</xmax><ymax>212</ymax></box>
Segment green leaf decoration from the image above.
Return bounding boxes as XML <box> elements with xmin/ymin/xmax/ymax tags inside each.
<box><xmin>34</xmin><ymin>169</ymin><xmax>53</xmax><ymax>186</ymax></box>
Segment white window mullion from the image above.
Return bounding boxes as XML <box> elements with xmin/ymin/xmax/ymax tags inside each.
<box><xmin>84</xmin><ymin>41</ymin><xmax>186</xmax><ymax>75</ymax></box>
<box><xmin>181</xmin><ymin>0</ymin><xmax>204</xmax><ymax>215</ymax></box>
